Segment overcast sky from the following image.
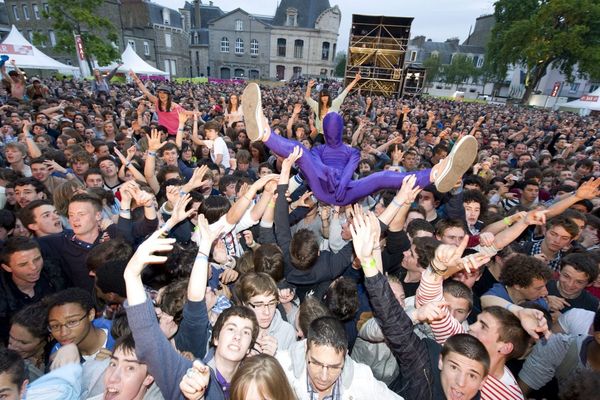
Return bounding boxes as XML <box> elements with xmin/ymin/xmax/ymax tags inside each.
<box><xmin>152</xmin><ymin>0</ymin><xmax>496</xmax><ymax>51</ymax></box>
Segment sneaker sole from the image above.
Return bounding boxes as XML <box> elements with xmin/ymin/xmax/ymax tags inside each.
<box><xmin>435</xmin><ymin>136</ymin><xmax>478</xmax><ymax>192</ymax></box>
<box><xmin>241</xmin><ymin>83</ymin><xmax>264</xmax><ymax>142</ymax></box>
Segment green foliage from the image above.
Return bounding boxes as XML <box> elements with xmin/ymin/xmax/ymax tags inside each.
<box><xmin>41</xmin><ymin>0</ymin><xmax>120</xmax><ymax>67</ymax></box>
<box><xmin>422</xmin><ymin>54</ymin><xmax>442</xmax><ymax>84</ymax></box>
<box><xmin>334</xmin><ymin>52</ymin><xmax>347</xmax><ymax>77</ymax></box>
<box><xmin>442</xmin><ymin>54</ymin><xmax>477</xmax><ymax>87</ymax></box>
<box><xmin>487</xmin><ymin>0</ymin><xmax>600</xmax><ymax>102</ymax></box>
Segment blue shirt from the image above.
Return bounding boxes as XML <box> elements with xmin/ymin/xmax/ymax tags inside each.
<box><xmin>484</xmin><ymin>282</ymin><xmax>549</xmax><ymax>310</ymax></box>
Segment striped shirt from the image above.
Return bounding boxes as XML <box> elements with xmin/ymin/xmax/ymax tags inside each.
<box><xmin>416</xmin><ymin>269</ymin><xmax>524</xmax><ymax>400</ymax></box>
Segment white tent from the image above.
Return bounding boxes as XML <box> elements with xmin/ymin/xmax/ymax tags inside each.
<box><xmin>0</xmin><ymin>25</ymin><xmax>78</xmax><ymax>72</ymax></box>
<box><xmin>98</xmin><ymin>44</ymin><xmax>168</xmax><ymax>76</ymax></box>
<box><xmin>560</xmin><ymin>88</ymin><xmax>600</xmax><ymax>115</ymax></box>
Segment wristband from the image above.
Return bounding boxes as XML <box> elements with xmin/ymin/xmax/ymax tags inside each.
<box><xmin>504</xmin><ymin>302</ymin><xmax>514</xmax><ymax>312</ymax></box>
<box><xmin>195</xmin><ymin>253</ymin><xmax>208</xmax><ymax>262</ymax></box>
<box><xmin>391</xmin><ymin>198</ymin><xmax>402</xmax><ymax>208</ymax></box>
<box><xmin>179</xmin><ymin>189</ymin><xmax>188</xmax><ymax>197</ymax></box>
<box><xmin>268</xmin><ymin>201</ymin><xmax>275</xmax><ymax>209</ymax></box>
<box><xmin>244</xmin><ymin>194</ymin><xmax>253</xmax><ymax>201</ymax></box>
<box><xmin>148</xmin><ymin>151</ymin><xmax>156</xmax><ymax>157</ymax></box>
<box><xmin>125</xmin><ymin>161</ymin><xmax>132</xmax><ymax>168</ymax></box>
<box><xmin>503</xmin><ymin>217</ymin><xmax>511</xmax><ymax>226</ymax></box>
<box><xmin>361</xmin><ymin>257</ymin><xmax>377</xmax><ymax>270</ymax></box>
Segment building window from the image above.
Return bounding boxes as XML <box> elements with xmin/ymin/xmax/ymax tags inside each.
<box><xmin>27</xmin><ymin>30</ymin><xmax>34</xmax><ymax>43</ymax></box>
<box><xmin>410</xmin><ymin>50</ymin><xmax>417</xmax><ymax>62</ymax></box>
<box><xmin>33</xmin><ymin>4</ymin><xmax>40</xmax><ymax>19</ymax></box>
<box><xmin>23</xmin><ymin>5</ymin><xmax>30</xmax><ymax>20</ymax></box>
<box><xmin>476</xmin><ymin>56</ymin><xmax>484</xmax><ymax>68</ymax></box>
<box><xmin>221</xmin><ymin>37</ymin><xmax>229</xmax><ymax>52</ymax></box>
<box><xmin>235</xmin><ymin>38</ymin><xmax>244</xmax><ymax>54</ymax></box>
<box><xmin>591</xmin><ymin>84</ymin><xmax>600</xmax><ymax>92</ymax></box>
<box><xmin>234</xmin><ymin>68</ymin><xmax>244</xmax><ymax>77</ymax></box>
<box><xmin>220</xmin><ymin>67</ymin><xmax>231</xmax><ymax>79</ymax></box>
<box><xmin>250</xmin><ymin>39</ymin><xmax>259</xmax><ymax>56</ymax></box>
<box><xmin>164</xmin><ymin>59</ymin><xmax>177</xmax><ymax>76</ymax></box>
<box><xmin>144</xmin><ymin>41</ymin><xmax>150</xmax><ymax>56</ymax></box>
<box><xmin>235</xmin><ymin>19</ymin><xmax>243</xmax><ymax>31</ymax></box>
<box><xmin>165</xmin><ymin>33</ymin><xmax>172</xmax><ymax>48</ymax></box>
<box><xmin>128</xmin><ymin>40</ymin><xmax>136</xmax><ymax>51</ymax></box>
<box><xmin>277</xmin><ymin>38</ymin><xmax>286</xmax><ymax>57</ymax></box>
<box><xmin>162</xmin><ymin>8</ymin><xmax>170</xmax><ymax>25</ymax></box>
<box><xmin>285</xmin><ymin>8</ymin><xmax>297</xmax><ymax>26</ymax></box>
<box><xmin>569</xmin><ymin>82</ymin><xmax>580</xmax><ymax>93</ymax></box>
<box><xmin>294</xmin><ymin>39</ymin><xmax>303</xmax><ymax>58</ymax></box>
<box><xmin>293</xmin><ymin>66</ymin><xmax>302</xmax><ymax>79</ymax></box>
<box><xmin>38</xmin><ymin>31</ymin><xmax>46</xmax><ymax>47</ymax></box>
<box><xmin>12</xmin><ymin>5</ymin><xmax>20</xmax><ymax>21</ymax></box>
<box><xmin>43</xmin><ymin>3</ymin><xmax>49</xmax><ymax>14</ymax></box>
<box><xmin>321</xmin><ymin>42</ymin><xmax>330</xmax><ymax>60</ymax></box>
<box><xmin>276</xmin><ymin>65</ymin><xmax>285</xmax><ymax>80</ymax></box>
<box><xmin>49</xmin><ymin>30</ymin><xmax>56</xmax><ymax>46</ymax></box>
<box><xmin>332</xmin><ymin>43</ymin><xmax>337</xmax><ymax>58</ymax></box>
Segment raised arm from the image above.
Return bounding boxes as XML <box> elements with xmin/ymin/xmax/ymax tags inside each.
<box><xmin>129</xmin><ymin>70</ymin><xmax>157</xmax><ymax>104</ymax></box>
<box><xmin>21</xmin><ymin>121</ymin><xmax>42</xmax><ymax>158</ymax></box>
<box><xmin>546</xmin><ymin>177</ymin><xmax>600</xmax><ymax>219</ymax></box>
<box><xmin>143</xmin><ymin>129</ymin><xmax>165</xmax><ymax>194</ymax></box>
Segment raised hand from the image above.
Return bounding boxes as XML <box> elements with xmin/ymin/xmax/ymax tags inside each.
<box><xmin>148</xmin><ymin>128</ymin><xmax>166</xmax><ymax>152</ymax></box>
<box><xmin>179</xmin><ymin>360</ymin><xmax>210</xmax><ymax>400</ymax></box>
<box><xmin>249</xmin><ymin>174</ymin><xmax>280</xmax><ymax>197</ymax></box>
<box><xmin>516</xmin><ymin>308</ymin><xmax>551</xmax><ymax>340</ymax></box>
<box><xmin>395</xmin><ymin>174</ymin><xmax>420</xmax><ymax>205</ymax></box>
<box><xmin>293</xmin><ymin>103</ymin><xmax>302</xmax><ymax>115</ymax></box>
<box><xmin>126</xmin><ymin>145</ymin><xmax>137</xmax><ymax>160</ymax></box>
<box><xmin>168</xmin><ymin>194</ymin><xmax>194</xmax><ymax>228</ymax></box>
<box><xmin>125</xmin><ymin>230</ymin><xmax>176</xmax><ymax>278</ymax></box>
<box><xmin>308</xmin><ymin>79</ymin><xmax>315</xmax><ymax>89</ymax></box>
<box><xmin>196</xmin><ymin>214</ymin><xmax>223</xmax><ymax>252</ymax></box>
<box><xmin>183</xmin><ymin>165</ymin><xmax>209</xmax><ymax>191</ymax></box>
<box><xmin>281</xmin><ymin>146</ymin><xmax>303</xmax><ymax>174</ymax></box>
<box><xmin>431</xmin><ymin>235</ymin><xmax>470</xmax><ymax>274</ymax></box>
<box><xmin>349</xmin><ymin>204</ymin><xmax>375</xmax><ymax>263</ymax></box>
<box><xmin>414</xmin><ymin>301</ymin><xmax>448</xmax><ymax>324</ymax></box>
<box><xmin>524</xmin><ymin>209</ymin><xmax>549</xmax><ymax>226</ymax></box>
<box><xmin>575</xmin><ymin>177</ymin><xmax>600</xmax><ymax>200</ymax></box>
<box><xmin>178</xmin><ymin>111</ymin><xmax>190</xmax><ymax>126</ymax></box>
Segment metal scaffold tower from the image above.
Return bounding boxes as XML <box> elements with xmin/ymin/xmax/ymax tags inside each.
<box><xmin>345</xmin><ymin>15</ymin><xmax>415</xmax><ymax>97</ymax></box>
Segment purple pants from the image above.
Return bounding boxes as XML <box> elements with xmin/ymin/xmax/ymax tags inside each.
<box><xmin>265</xmin><ymin>132</ymin><xmax>431</xmax><ymax>206</ymax></box>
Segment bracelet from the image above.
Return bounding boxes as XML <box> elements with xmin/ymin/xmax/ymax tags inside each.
<box><xmin>504</xmin><ymin>302</ymin><xmax>514</xmax><ymax>312</ymax></box>
<box><xmin>391</xmin><ymin>198</ymin><xmax>402</xmax><ymax>208</ymax></box>
<box><xmin>503</xmin><ymin>217</ymin><xmax>511</xmax><ymax>226</ymax></box>
<box><xmin>268</xmin><ymin>201</ymin><xmax>275</xmax><ymax>209</ymax></box>
<box><xmin>148</xmin><ymin>151</ymin><xmax>156</xmax><ymax>157</ymax></box>
<box><xmin>144</xmin><ymin>205</ymin><xmax>154</xmax><ymax>208</ymax></box>
<box><xmin>125</xmin><ymin>161</ymin><xmax>131</xmax><ymax>168</ymax></box>
<box><xmin>120</xmin><ymin>209</ymin><xmax>131</xmax><ymax>214</ymax></box>
<box><xmin>244</xmin><ymin>194</ymin><xmax>253</xmax><ymax>201</ymax></box>
<box><xmin>179</xmin><ymin>190</ymin><xmax>188</xmax><ymax>197</ymax></box>
<box><xmin>361</xmin><ymin>257</ymin><xmax>378</xmax><ymax>270</ymax></box>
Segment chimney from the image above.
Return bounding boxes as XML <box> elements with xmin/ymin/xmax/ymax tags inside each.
<box><xmin>194</xmin><ymin>0</ymin><xmax>201</xmax><ymax>28</ymax></box>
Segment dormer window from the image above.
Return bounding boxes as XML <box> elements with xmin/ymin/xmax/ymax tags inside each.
<box><xmin>162</xmin><ymin>8</ymin><xmax>170</xmax><ymax>25</ymax></box>
<box><xmin>235</xmin><ymin>19</ymin><xmax>243</xmax><ymax>31</ymax></box>
<box><xmin>286</xmin><ymin>8</ymin><xmax>297</xmax><ymax>26</ymax></box>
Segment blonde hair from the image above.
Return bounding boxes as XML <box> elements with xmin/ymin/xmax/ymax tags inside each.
<box><xmin>53</xmin><ymin>180</ymin><xmax>85</xmax><ymax>216</ymax></box>
<box><xmin>230</xmin><ymin>354</ymin><xmax>296</xmax><ymax>400</ymax></box>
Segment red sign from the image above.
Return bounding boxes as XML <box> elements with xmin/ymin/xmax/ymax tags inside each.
<box><xmin>580</xmin><ymin>95</ymin><xmax>599</xmax><ymax>102</ymax></box>
<box><xmin>0</xmin><ymin>44</ymin><xmax>33</xmax><ymax>55</ymax></box>
<box><xmin>74</xmin><ymin>35</ymin><xmax>86</xmax><ymax>61</ymax></box>
<box><xmin>550</xmin><ymin>82</ymin><xmax>561</xmax><ymax>97</ymax></box>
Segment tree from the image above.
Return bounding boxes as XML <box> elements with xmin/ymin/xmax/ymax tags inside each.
<box><xmin>422</xmin><ymin>54</ymin><xmax>442</xmax><ymax>89</ymax></box>
<box><xmin>486</xmin><ymin>0</ymin><xmax>600</xmax><ymax>103</ymax></box>
<box><xmin>334</xmin><ymin>52</ymin><xmax>347</xmax><ymax>77</ymax></box>
<box><xmin>441</xmin><ymin>54</ymin><xmax>477</xmax><ymax>90</ymax></box>
<box><xmin>37</xmin><ymin>0</ymin><xmax>120</xmax><ymax>73</ymax></box>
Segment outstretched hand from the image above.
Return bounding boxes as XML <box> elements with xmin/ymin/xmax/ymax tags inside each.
<box><xmin>125</xmin><ymin>230</ymin><xmax>176</xmax><ymax>278</ymax></box>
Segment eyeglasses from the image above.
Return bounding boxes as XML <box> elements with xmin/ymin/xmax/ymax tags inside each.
<box><xmin>48</xmin><ymin>314</ymin><xmax>88</xmax><ymax>333</ymax></box>
<box><xmin>307</xmin><ymin>357</ymin><xmax>344</xmax><ymax>375</ymax></box>
<box><xmin>247</xmin><ymin>300</ymin><xmax>278</xmax><ymax>311</ymax></box>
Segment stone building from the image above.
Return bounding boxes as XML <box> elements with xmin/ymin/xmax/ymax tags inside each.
<box><xmin>4</xmin><ymin>0</ymin><xmax>122</xmax><ymax>67</ymax></box>
<box><xmin>0</xmin><ymin>3</ymin><xmax>10</xmax><ymax>42</ymax></box>
<box><xmin>183</xmin><ymin>0</ymin><xmax>224</xmax><ymax>78</ymax></box>
<box><xmin>208</xmin><ymin>8</ymin><xmax>272</xmax><ymax>80</ymax></box>
<box><xmin>120</xmin><ymin>0</ymin><xmax>191</xmax><ymax>78</ymax></box>
<box><xmin>268</xmin><ymin>0</ymin><xmax>341</xmax><ymax>80</ymax></box>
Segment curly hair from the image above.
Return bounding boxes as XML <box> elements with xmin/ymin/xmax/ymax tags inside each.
<box><xmin>499</xmin><ymin>254</ymin><xmax>552</xmax><ymax>288</ymax></box>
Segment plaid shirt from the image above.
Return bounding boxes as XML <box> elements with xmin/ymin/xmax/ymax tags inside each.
<box><xmin>529</xmin><ymin>239</ymin><xmax>563</xmax><ymax>271</ymax></box>
<box><xmin>307</xmin><ymin>373</ymin><xmax>342</xmax><ymax>400</ymax></box>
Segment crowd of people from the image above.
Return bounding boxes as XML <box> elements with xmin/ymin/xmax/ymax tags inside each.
<box><xmin>0</xmin><ymin>59</ymin><xmax>600</xmax><ymax>400</ymax></box>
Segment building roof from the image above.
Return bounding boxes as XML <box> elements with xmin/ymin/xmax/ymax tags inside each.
<box><xmin>408</xmin><ymin>39</ymin><xmax>485</xmax><ymax>64</ymax></box>
<box><xmin>0</xmin><ymin>3</ymin><xmax>9</xmax><ymax>26</ymax></box>
<box><xmin>183</xmin><ymin>1</ymin><xmax>225</xmax><ymax>29</ymax></box>
<box><xmin>272</xmin><ymin>0</ymin><xmax>331</xmax><ymax>28</ymax></box>
<box><xmin>147</xmin><ymin>2</ymin><xmax>184</xmax><ymax>29</ymax></box>
<box><xmin>463</xmin><ymin>14</ymin><xmax>495</xmax><ymax>47</ymax></box>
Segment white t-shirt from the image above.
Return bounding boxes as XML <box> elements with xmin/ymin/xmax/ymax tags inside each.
<box><xmin>211</xmin><ymin>136</ymin><xmax>230</xmax><ymax>169</ymax></box>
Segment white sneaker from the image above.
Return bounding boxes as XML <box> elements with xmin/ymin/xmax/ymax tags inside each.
<box><xmin>242</xmin><ymin>83</ymin><xmax>268</xmax><ymax>142</ymax></box>
<box><xmin>433</xmin><ymin>135</ymin><xmax>478</xmax><ymax>193</ymax></box>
